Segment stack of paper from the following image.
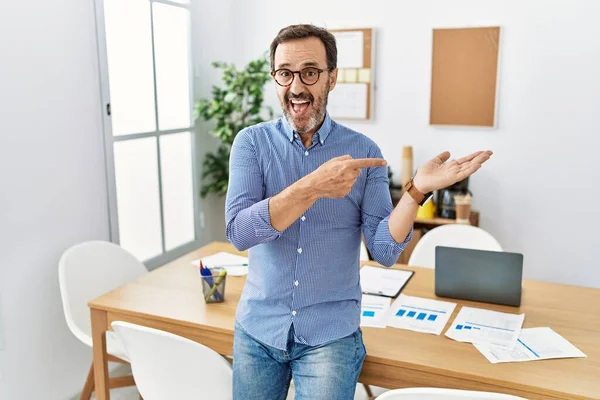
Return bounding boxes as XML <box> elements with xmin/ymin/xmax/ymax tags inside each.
<box><xmin>191</xmin><ymin>252</ymin><xmax>248</xmax><ymax>276</ymax></box>
<box><xmin>385</xmin><ymin>294</ymin><xmax>457</xmax><ymax>335</ymax></box>
<box><xmin>445</xmin><ymin>307</ymin><xmax>524</xmax><ymax>349</ymax></box>
<box><xmin>359</xmin><ymin>290</ymin><xmax>587</xmax><ymax>366</ymax></box>
<box><xmin>360</xmin><ymin>294</ymin><xmax>391</xmax><ymax>328</ymax></box>
<box><xmin>474</xmin><ymin>327</ymin><xmax>587</xmax><ymax>363</ymax></box>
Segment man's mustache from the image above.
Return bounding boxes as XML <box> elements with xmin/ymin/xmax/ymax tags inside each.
<box><xmin>286</xmin><ymin>93</ymin><xmax>314</xmax><ymax>102</ymax></box>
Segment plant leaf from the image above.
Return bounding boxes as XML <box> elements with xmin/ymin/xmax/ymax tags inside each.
<box><xmin>196</xmin><ymin>54</ymin><xmax>272</xmax><ymax>198</ymax></box>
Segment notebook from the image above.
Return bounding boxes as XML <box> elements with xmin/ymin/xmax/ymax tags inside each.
<box><xmin>360</xmin><ymin>265</ymin><xmax>414</xmax><ymax>298</ymax></box>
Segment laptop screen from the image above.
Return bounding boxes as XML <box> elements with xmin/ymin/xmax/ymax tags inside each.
<box><xmin>435</xmin><ymin>246</ymin><xmax>524</xmax><ymax>307</ymax></box>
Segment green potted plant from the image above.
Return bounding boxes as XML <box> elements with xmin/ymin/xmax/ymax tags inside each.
<box><xmin>194</xmin><ymin>56</ymin><xmax>273</xmax><ymax>198</ymax></box>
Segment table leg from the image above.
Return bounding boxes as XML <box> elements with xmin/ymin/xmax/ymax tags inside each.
<box><xmin>91</xmin><ymin>308</ymin><xmax>110</xmax><ymax>400</ymax></box>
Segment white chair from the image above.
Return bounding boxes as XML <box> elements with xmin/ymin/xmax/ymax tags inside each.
<box><xmin>58</xmin><ymin>240</ymin><xmax>147</xmax><ymax>399</ymax></box>
<box><xmin>376</xmin><ymin>387</ymin><xmax>526</xmax><ymax>399</ymax></box>
<box><xmin>112</xmin><ymin>321</ymin><xmax>233</xmax><ymax>400</ymax></box>
<box><xmin>360</xmin><ymin>240</ymin><xmax>370</xmax><ymax>261</ymax></box>
<box><xmin>408</xmin><ymin>225</ymin><xmax>502</xmax><ymax>268</ymax></box>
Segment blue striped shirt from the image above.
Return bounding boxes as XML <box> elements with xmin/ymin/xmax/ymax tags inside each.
<box><xmin>225</xmin><ymin>113</ymin><xmax>412</xmax><ymax>350</ymax></box>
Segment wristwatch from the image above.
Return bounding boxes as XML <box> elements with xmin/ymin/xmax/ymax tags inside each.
<box><xmin>404</xmin><ymin>178</ymin><xmax>433</xmax><ymax>206</ymax></box>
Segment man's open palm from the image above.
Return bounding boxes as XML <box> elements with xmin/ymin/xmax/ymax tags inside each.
<box><xmin>414</xmin><ymin>150</ymin><xmax>493</xmax><ymax>193</ymax></box>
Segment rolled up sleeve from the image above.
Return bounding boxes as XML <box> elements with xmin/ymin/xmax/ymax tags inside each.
<box><xmin>361</xmin><ymin>146</ymin><xmax>413</xmax><ymax>266</ymax></box>
<box><xmin>225</xmin><ymin>129</ymin><xmax>280</xmax><ymax>250</ymax></box>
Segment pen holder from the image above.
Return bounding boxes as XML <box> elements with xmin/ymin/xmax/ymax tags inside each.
<box><xmin>200</xmin><ymin>267</ymin><xmax>227</xmax><ymax>303</ymax></box>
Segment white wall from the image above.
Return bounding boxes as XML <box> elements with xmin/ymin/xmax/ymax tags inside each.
<box><xmin>190</xmin><ymin>0</ymin><xmax>240</xmax><ymax>244</ymax></box>
<box><xmin>229</xmin><ymin>0</ymin><xmax>600</xmax><ymax>287</ymax></box>
<box><xmin>0</xmin><ymin>0</ymin><xmax>110</xmax><ymax>399</ymax></box>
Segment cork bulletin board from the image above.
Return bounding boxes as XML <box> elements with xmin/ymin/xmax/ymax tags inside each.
<box><xmin>328</xmin><ymin>28</ymin><xmax>374</xmax><ymax>120</ymax></box>
<box><xmin>430</xmin><ymin>26</ymin><xmax>501</xmax><ymax>127</ymax></box>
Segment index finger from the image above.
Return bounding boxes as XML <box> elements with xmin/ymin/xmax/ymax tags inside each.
<box><xmin>456</xmin><ymin>150</ymin><xmax>491</xmax><ymax>165</ymax></box>
<box><xmin>345</xmin><ymin>158</ymin><xmax>387</xmax><ymax>169</ymax></box>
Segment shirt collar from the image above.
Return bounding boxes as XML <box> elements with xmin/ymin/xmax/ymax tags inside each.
<box><xmin>282</xmin><ymin>112</ymin><xmax>333</xmax><ymax>145</ymax></box>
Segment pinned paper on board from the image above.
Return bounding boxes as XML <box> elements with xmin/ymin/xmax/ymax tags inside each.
<box><xmin>344</xmin><ymin>68</ymin><xmax>358</xmax><ymax>83</ymax></box>
<box><xmin>328</xmin><ymin>83</ymin><xmax>368</xmax><ymax>120</ymax></box>
<box><xmin>333</xmin><ymin>31</ymin><xmax>364</xmax><ymax>68</ymax></box>
<box><xmin>358</xmin><ymin>68</ymin><xmax>371</xmax><ymax>83</ymax></box>
<box><xmin>328</xmin><ymin>28</ymin><xmax>374</xmax><ymax>120</ymax></box>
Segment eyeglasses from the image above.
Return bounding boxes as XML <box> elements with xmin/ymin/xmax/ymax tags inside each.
<box><xmin>271</xmin><ymin>67</ymin><xmax>331</xmax><ymax>86</ymax></box>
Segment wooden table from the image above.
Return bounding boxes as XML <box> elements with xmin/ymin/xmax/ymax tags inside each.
<box><xmin>89</xmin><ymin>242</ymin><xmax>600</xmax><ymax>400</ymax></box>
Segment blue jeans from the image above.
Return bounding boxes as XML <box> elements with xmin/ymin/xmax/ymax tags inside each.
<box><xmin>233</xmin><ymin>322</ymin><xmax>366</xmax><ymax>400</ymax></box>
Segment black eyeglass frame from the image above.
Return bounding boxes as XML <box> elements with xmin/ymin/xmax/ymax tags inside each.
<box><xmin>271</xmin><ymin>67</ymin><xmax>333</xmax><ymax>87</ymax></box>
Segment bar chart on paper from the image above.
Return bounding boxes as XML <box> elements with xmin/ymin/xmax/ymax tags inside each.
<box><xmin>386</xmin><ymin>294</ymin><xmax>457</xmax><ymax>335</ymax></box>
<box><xmin>445</xmin><ymin>306</ymin><xmax>524</xmax><ymax>349</ymax></box>
<box><xmin>360</xmin><ymin>294</ymin><xmax>391</xmax><ymax>328</ymax></box>
<box><xmin>473</xmin><ymin>327</ymin><xmax>587</xmax><ymax>364</ymax></box>
<box><xmin>396</xmin><ymin>309</ymin><xmax>440</xmax><ymax>322</ymax></box>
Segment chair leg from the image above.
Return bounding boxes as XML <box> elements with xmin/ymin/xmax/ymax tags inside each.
<box><xmin>107</xmin><ymin>354</ymin><xmax>129</xmax><ymax>364</ymax></box>
<box><xmin>363</xmin><ymin>383</ymin><xmax>375</xmax><ymax>400</ymax></box>
<box><xmin>108</xmin><ymin>375</ymin><xmax>136</xmax><ymax>389</ymax></box>
<box><xmin>80</xmin><ymin>362</ymin><xmax>95</xmax><ymax>400</ymax></box>
<box><xmin>81</xmin><ymin>355</ymin><xmax>137</xmax><ymax>398</ymax></box>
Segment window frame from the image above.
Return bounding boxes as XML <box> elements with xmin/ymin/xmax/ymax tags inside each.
<box><xmin>93</xmin><ymin>0</ymin><xmax>201</xmax><ymax>269</ymax></box>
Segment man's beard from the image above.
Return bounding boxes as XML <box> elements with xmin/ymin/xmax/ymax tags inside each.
<box><xmin>281</xmin><ymin>81</ymin><xmax>329</xmax><ymax>134</ymax></box>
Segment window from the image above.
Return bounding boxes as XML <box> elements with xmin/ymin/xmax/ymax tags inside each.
<box><xmin>95</xmin><ymin>0</ymin><xmax>199</xmax><ymax>268</ymax></box>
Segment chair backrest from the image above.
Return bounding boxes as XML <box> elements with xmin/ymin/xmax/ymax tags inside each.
<box><xmin>376</xmin><ymin>387</ymin><xmax>526</xmax><ymax>399</ymax></box>
<box><xmin>408</xmin><ymin>225</ymin><xmax>502</xmax><ymax>268</ymax></box>
<box><xmin>360</xmin><ymin>240</ymin><xmax>370</xmax><ymax>261</ymax></box>
<box><xmin>112</xmin><ymin>321</ymin><xmax>233</xmax><ymax>400</ymax></box>
<box><xmin>58</xmin><ymin>241</ymin><xmax>147</xmax><ymax>346</ymax></box>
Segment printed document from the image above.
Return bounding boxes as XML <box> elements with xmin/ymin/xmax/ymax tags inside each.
<box><xmin>386</xmin><ymin>294</ymin><xmax>457</xmax><ymax>335</ymax></box>
<box><xmin>445</xmin><ymin>306</ymin><xmax>524</xmax><ymax>349</ymax></box>
<box><xmin>360</xmin><ymin>294</ymin><xmax>391</xmax><ymax>328</ymax></box>
<box><xmin>474</xmin><ymin>327</ymin><xmax>587</xmax><ymax>363</ymax></box>
<box><xmin>192</xmin><ymin>252</ymin><xmax>248</xmax><ymax>276</ymax></box>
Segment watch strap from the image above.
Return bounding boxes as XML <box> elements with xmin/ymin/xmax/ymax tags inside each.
<box><xmin>404</xmin><ymin>178</ymin><xmax>433</xmax><ymax>206</ymax></box>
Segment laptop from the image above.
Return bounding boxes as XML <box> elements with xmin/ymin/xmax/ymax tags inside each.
<box><xmin>435</xmin><ymin>246</ymin><xmax>524</xmax><ymax>307</ymax></box>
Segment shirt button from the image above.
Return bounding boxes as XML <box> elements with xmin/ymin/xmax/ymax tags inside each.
<box><xmin>297</xmin><ymin>248</ymin><xmax>302</xmax><ymax>254</ymax></box>
<box><xmin>294</xmin><ymin>280</ymin><xmax>299</xmax><ymax>286</ymax></box>
<box><xmin>304</xmin><ymin>151</ymin><xmax>309</xmax><ymax>156</ymax></box>
<box><xmin>301</xmin><ymin>216</ymin><xmax>306</xmax><ymax>221</ymax></box>
<box><xmin>292</xmin><ymin>310</ymin><xmax>297</xmax><ymax>316</ymax></box>
<box><xmin>294</xmin><ymin>134</ymin><xmax>299</xmax><ymax>138</ymax></box>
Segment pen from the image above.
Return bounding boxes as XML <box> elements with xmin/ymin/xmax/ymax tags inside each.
<box><xmin>199</xmin><ymin>261</ymin><xmax>219</xmax><ymax>299</ymax></box>
<box><xmin>212</xmin><ymin>263</ymin><xmax>248</xmax><ymax>267</ymax></box>
<box><xmin>205</xmin><ymin>269</ymin><xmax>227</xmax><ymax>302</ymax></box>
<box><xmin>199</xmin><ymin>260</ymin><xmax>215</xmax><ymax>285</ymax></box>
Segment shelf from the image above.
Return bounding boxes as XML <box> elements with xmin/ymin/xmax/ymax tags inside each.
<box><xmin>414</xmin><ymin>217</ymin><xmax>458</xmax><ymax>226</ymax></box>
<box><xmin>415</xmin><ymin>211</ymin><xmax>479</xmax><ymax>227</ymax></box>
